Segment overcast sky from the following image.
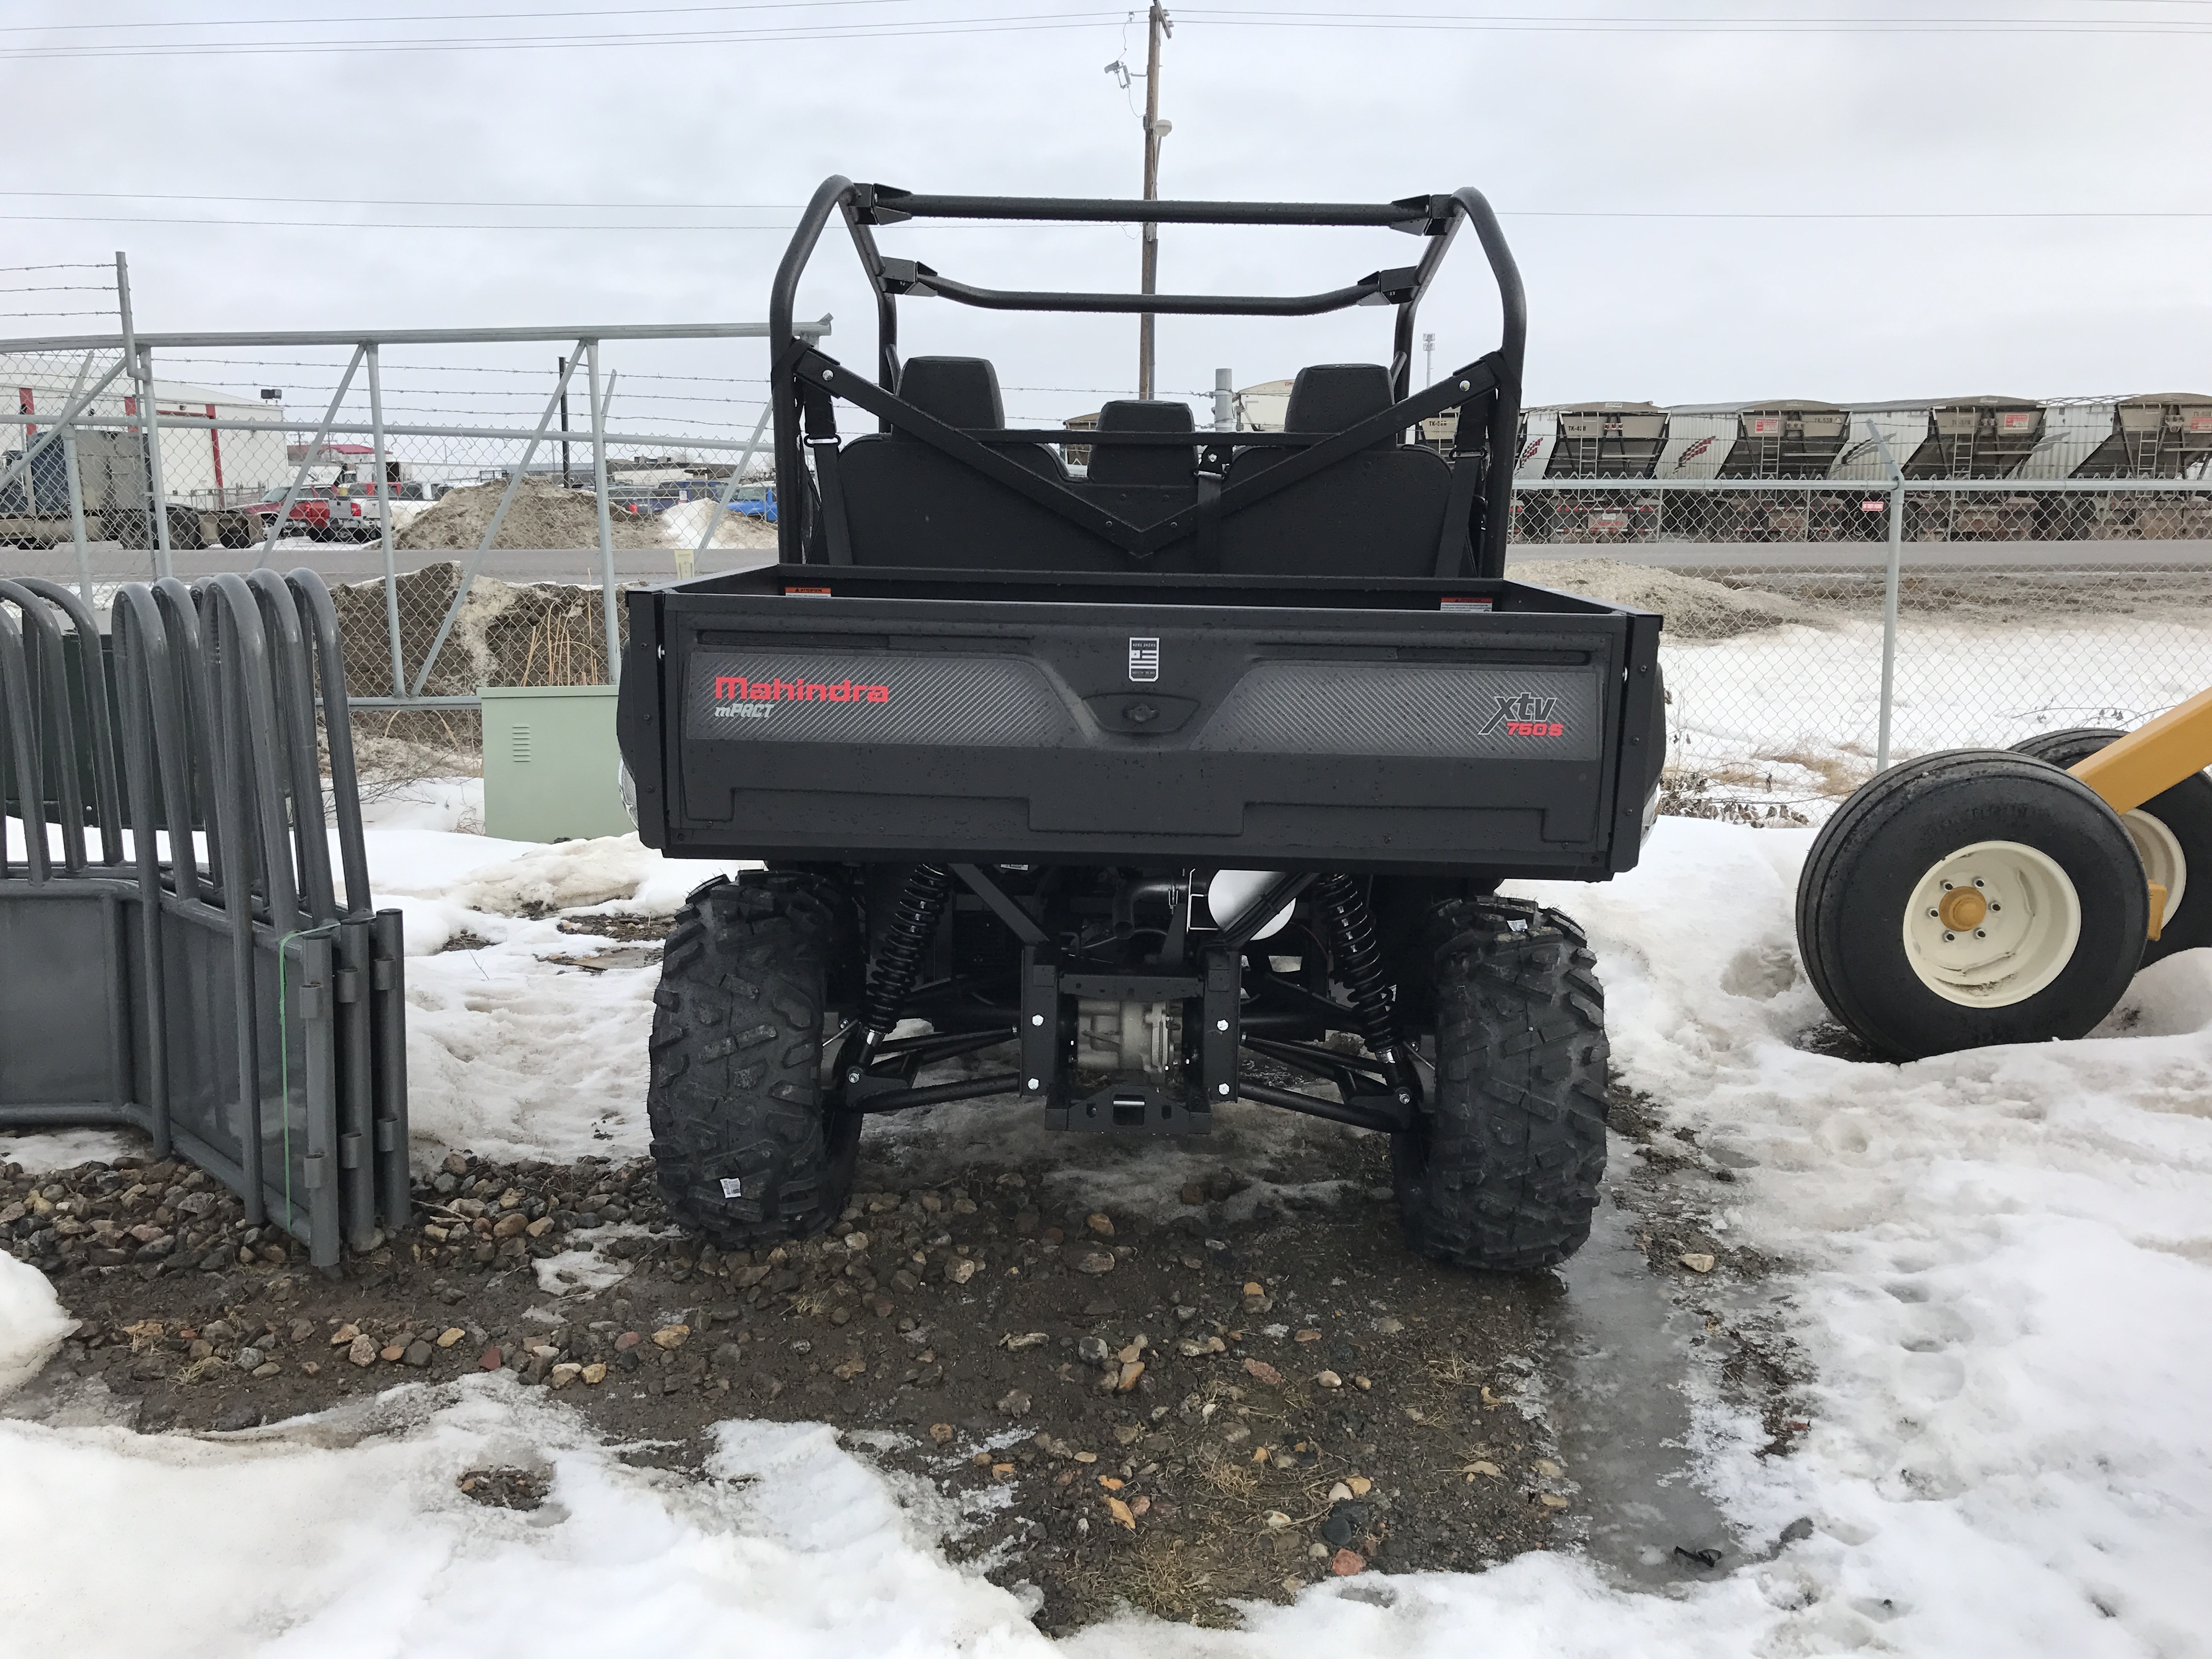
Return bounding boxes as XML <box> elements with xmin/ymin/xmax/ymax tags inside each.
<box><xmin>4</xmin><ymin>1</ymin><xmax>2209</xmax><ymax>431</ymax></box>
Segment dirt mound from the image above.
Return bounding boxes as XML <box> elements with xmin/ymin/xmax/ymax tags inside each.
<box><xmin>1510</xmin><ymin>557</ymin><xmax>1820</xmax><ymax>639</ymax></box>
<box><xmin>397</xmin><ymin>480</ymin><xmax>665</xmax><ymax>552</ymax></box>
<box><xmin>329</xmin><ymin>564</ymin><xmax>621</xmax><ymax>696</ymax></box>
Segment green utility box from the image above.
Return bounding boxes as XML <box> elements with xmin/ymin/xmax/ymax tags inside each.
<box><xmin>479</xmin><ymin>684</ymin><xmax>633</xmax><ymax>843</ymax></box>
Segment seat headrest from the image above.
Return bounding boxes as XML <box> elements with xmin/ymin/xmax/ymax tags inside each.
<box><xmin>1087</xmin><ymin>399</ymin><xmax>1198</xmax><ymax>486</ymax></box>
<box><xmin>1097</xmin><ymin>399</ymin><xmax>1195</xmax><ymax>433</ymax></box>
<box><xmin>896</xmin><ymin>356</ymin><xmax>1005</xmax><ymax>432</ymax></box>
<box><xmin>1285</xmin><ymin>364</ymin><xmax>1396</xmax><ymax>449</ymax></box>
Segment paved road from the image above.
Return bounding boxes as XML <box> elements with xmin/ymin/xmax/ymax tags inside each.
<box><xmin>12</xmin><ymin>538</ymin><xmax>2209</xmax><ymax>588</ymax></box>
<box><xmin>1512</xmin><ymin>538</ymin><xmax>2212</xmax><ymax>571</ymax></box>
<box><xmin>7</xmin><ymin>541</ymin><xmax>777</xmax><ymax>586</ymax></box>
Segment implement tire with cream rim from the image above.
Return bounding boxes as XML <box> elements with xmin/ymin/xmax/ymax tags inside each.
<box><xmin>1797</xmin><ymin>750</ymin><xmax>2147</xmax><ymax>1060</ymax></box>
<box><xmin>2010</xmin><ymin>726</ymin><xmax>2212</xmax><ymax>966</ymax></box>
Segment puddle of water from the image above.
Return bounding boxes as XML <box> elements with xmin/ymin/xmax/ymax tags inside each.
<box><xmin>1545</xmin><ymin>1163</ymin><xmax>1742</xmax><ymax>1586</ymax></box>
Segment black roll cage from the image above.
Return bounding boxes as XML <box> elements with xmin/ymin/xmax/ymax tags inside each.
<box><xmin>765</xmin><ymin>178</ymin><xmax>1527</xmax><ymax>576</ymax></box>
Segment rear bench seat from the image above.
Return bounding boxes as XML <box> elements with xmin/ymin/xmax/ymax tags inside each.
<box><xmin>839</xmin><ymin>356</ymin><xmax>1449</xmax><ymax>575</ymax></box>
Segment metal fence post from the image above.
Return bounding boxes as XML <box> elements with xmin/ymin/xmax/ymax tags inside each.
<box><xmin>365</xmin><ymin>343</ymin><xmax>405</xmax><ymax>698</ymax></box>
<box><xmin>139</xmin><ymin>343</ymin><xmax>173</xmax><ymax>579</ymax></box>
<box><xmin>115</xmin><ymin>253</ymin><xmax>171</xmax><ymax>578</ymax></box>
<box><xmin>54</xmin><ymin>349</ymin><xmax>95</xmax><ymax>600</ymax></box>
<box><xmin>62</xmin><ymin>424</ymin><xmax>91</xmax><ymax>600</ymax></box>
<box><xmin>586</xmin><ymin>338</ymin><xmax>619</xmax><ymax>682</ymax></box>
<box><xmin>1869</xmin><ymin>422</ymin><xmax>1906</xmax><ymax>772</ymax></box>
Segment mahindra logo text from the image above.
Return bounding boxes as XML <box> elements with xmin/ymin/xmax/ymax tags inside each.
<box><xmin>1479</xmin><ymin>693</ymin><xmax>1565</xmax><ymax>738</ymax></box>
<box><xmin>714</xmin><ymin>673</ymin><xmax>889</xmax><ymax>704</ymax></box>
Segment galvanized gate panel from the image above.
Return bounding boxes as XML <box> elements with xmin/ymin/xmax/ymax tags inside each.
<box><xmin>0</xmin><ymin>567</ymin><xmax>405</xmax><ymax>1266</ymax></box>
<box><xmin>0</xmin><ymin>881</ymin><xmax>138</xmax><ymax>1125</ymax></box>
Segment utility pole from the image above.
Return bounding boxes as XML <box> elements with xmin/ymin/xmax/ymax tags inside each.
<box><xmin>1422</xmin><ymin>331</ymin><xmax>1435</xmax><ymax>387</ymax></box>
<box><xmin>558</xmin><ymin>354</ymin><xmax>572</xmax><ymax>487</ymax></box>
<box><xmin>1138</xmin><ymin>3</ymin><xmax>1171</xmax><ymax>399</ymax></box>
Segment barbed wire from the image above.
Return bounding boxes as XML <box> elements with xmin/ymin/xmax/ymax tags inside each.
<box><xmin>145</xmin><ymin>355</ymin><xmax>1214</xmax><ymax>399</ymax></box>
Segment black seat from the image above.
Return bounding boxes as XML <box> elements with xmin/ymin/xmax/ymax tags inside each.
<box><xmin>1084</xmin><ymin>399</ymin><xmax>1199</xmax><ymax>486</ymax></box>
<box><xmin>1074</xmin><ymin>398</ymin><xmax>1201</xmax><ymax>533</ymax></box>
<box><xmin>1218</xmin><ymin>364</ymin><xmax>1451</xmax><ymax>577</ymax></box>
<box><xmin>840</xmin><ymin>356</ymin><xmax>1116</xmax><ymax>569</ymax></box>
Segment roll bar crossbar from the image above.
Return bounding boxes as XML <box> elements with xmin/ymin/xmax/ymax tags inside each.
<box><xmin>766</xmin><ymin>178</ymin><xmax>1527</xmax><ymax>574</ymax></box>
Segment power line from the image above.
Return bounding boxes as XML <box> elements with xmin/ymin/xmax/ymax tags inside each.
<box><xmin>14</xmin><ymin>0</ymin><xmax>2209</xmax><ymax>29</ymax></box>
<box><xmin>2</xmin><ymin>208</ymin><xmax>2208</xmax><ymax>234</ymax></box>
<box><xmin>0</xmin><ymin>12</ymin><xmax>1125</xmax><ymax>60</ymax></box>
<box><xmin>0</xmin><ymin>188</ymin><xmax>814</xmax><ymax>211</ymax></box>
<box><xmin>2</xmin><ymin>0</ymin><xmax>938</xmax><ymax>31</ymax></box>
<box><xmin>1180</xmin><ymin>6</ymin><xmax>2212</xmax><ymax>29</ymax></box>
<box><xmin>21</xmin><ymin>0</ymin><xmax>2212</xmax><ymax>30</ymax></box>
<box><xmin>13</xmin><ymin>5</ymin><xmax>2212</xmax><ymax>59</ymax></box>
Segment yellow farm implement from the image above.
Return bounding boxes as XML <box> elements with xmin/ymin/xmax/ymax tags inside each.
<box><xmin>1797</xmin><ymin>689</ymin><xmax>2212</xmax><ymax>1059</ymax></box>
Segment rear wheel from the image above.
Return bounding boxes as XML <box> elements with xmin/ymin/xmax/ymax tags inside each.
<box><xmin>647</xmin><ymin>871</ymin><xmax>861</xmax><ymax>1247</ymax></box>
<box><xmin>1797</xmin><ymin>751</ymin><xmax>2147</xmax><ymax>1059</ymax></box>
<box><xmin>2010</xmin><ymin>727</ymin><xmax>2212</xmax><ymax>964</ymax></box>
<box><xmin>1393</xmin><ymin>898</ymin><xmax>1609</xmax><ymax>1272</ymax></box>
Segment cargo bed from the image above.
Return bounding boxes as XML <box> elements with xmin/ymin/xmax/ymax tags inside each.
<box><xmin>618</xmin><ymin>564</ymin><xmax>1664</xmax><ymax>879</ymax></box>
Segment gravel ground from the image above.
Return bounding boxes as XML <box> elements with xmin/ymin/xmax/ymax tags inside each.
<box><xmin>2</xmin><ymin>1082</ymin><xmax>1803</xmax><ymax>1634</ymax></box>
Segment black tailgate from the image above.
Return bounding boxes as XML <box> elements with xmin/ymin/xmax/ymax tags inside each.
<box><xmin>620</xmin><ymin>567</ymin><xmax>1660</xmax><ymax>878</ymax></box>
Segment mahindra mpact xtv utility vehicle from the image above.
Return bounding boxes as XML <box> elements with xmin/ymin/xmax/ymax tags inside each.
<box><xmin>617</xmin><ymin>179</ymin><xmax>1664</xmax><ymax>1271</ymax></box>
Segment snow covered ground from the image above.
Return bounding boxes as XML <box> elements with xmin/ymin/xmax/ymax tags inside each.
<box><xmin>4</xmin><ymin>794</ymin><xmax>2211</xmax><ymax>1655</ymax></box>
<box><xmin>1664</xmin><ymin>612</ymin><xmax>2212</xmax><ymax>814</ymax></box>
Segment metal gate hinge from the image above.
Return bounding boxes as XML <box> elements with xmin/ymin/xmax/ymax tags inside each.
<box><xmin>334</xmin><ymin>968</ymin><xmax>360</xmax><ymax>1004</ymax></box>
<box><xmin>302</xmin><ymin>1154</ymin><xmax>326</xmax><ymax>1190</ymax></box>
<box><xmin>340</xmin><ymin>1132</ymin><xmax>363</xmax><ymax>1169</ymax></box>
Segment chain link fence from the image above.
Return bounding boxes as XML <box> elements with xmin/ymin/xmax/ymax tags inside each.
<box><xmin>1507</xmin><ymin>477</ymin><xmax>2212</xmax><ymax>821</ymax></box>
<box><xmin>5</xmin><ymin>325</ymin><xmax>2208</xmax><ymax>824</ymax></box>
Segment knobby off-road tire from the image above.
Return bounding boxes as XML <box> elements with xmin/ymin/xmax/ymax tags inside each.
<box><xmin>2010</xmin><ymin>727</ymin><xmax>2212</xmax><ymax>966</ymax></box>
<box><xmin>647</xmin><ymin>871</ymin><xmax>860</xmax><ymax>1248</ymax></box>
<box><xmin>1796</xmin><ymin>749</ymin><xmax>2147</xmax><ymax>1061</ymax></box>
<box><xmin>1393</xmin><ymin>898</ymin><xmax>1610</xmax><ymax>1272</ymax></box>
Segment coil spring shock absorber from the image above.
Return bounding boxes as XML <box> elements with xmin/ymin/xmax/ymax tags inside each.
<box><xmin>1310</xmin><ymin>873</ymin><xmax>1411</xmax><ymax>1095</ymax></box>
<box><xmin>862</xmin><ymin>864</ymin><xmax>955</xmax><ymax>1045</ymax></box>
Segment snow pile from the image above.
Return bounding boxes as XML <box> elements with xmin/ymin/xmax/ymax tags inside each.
<box><xmin>659</xmin><ymin>496</ymin><xmax>778</xmax><ymax>554</ymax></box>
<box><xmin>397</xmin><ymin>479</ymin><xmax>664</xmax><ymax>552</ymax></box>
<box><xmin>0</xmin><ymin>1253</ymin><xmax>75</xmax><ymax>1397</ymax></box>
<box><xmin>445</xmin><ymin>834</ymin><xmax>672</xmax><ymax>916</ymax></box>
<box><xmin>1512</xmin><ymin>557</ymin><xmax>1818</xmax><ymax>639</ymax></box>
<box><xmin>0</xmin><ymin>1384</ymin><xmax>1049</xmax><ymax>1659</ymax></box>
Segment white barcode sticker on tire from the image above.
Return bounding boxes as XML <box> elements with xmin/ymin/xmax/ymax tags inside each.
<box><xmin>720</xmin><ymin>1177</ymin><xmax>743</xmax><ymax>1199</ymax></box>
